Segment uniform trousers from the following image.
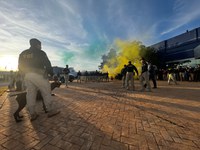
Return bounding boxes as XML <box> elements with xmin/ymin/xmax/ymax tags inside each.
<box><xmin>122</xmin><ymin>75</ymin><xmax>126</xmax><ymax>88</ymax></box>
<box><xmin>140</xmin><ymin>71</ymin><xmax>151</xmax><ymax>91</ymax></box>
<box><xmin>126</xmin><ymin>72</ymin><xmax>135</xmax><ymax>90</ymax></box>
<box><xmin>64</xmin><ymin>74</ymin><xmax>69</xmax><ymax>86</ymax></box>
<box><xmin>168</xmin><ymin>73</ymin><xmax>177</xmax><ymax>84</ymax></box>
<box><xmin>24</xmin><ymin>73</ymin><xmax>53</xmax><ymax>115</ymax></box>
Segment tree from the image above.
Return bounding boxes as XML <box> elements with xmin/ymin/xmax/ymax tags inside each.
<box><xmin>139</xmin><ymin>45</ymin><xmax>159</xmax><ymax>67</ymax></box>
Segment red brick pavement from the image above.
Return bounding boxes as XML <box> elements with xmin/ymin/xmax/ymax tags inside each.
<box><xmin>0</xmin><ymin>80</ymin><xmax>200</xmax><ymax>150</ymax></box>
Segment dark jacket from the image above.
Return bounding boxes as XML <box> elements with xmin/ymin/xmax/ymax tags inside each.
<box><xmin>63</xmin><ymin>68</ymin><xmax>70</xmax><ymax>75</ymax></box>
<box><xmin>141</xmin><ymin>62</ymin><xmax>148</xmax><ymax>73</ymax></box>
<box><xmin>148</xmin><ymin>64</ymin><xmax>155</xmax><ymax>75</ymax></box>
<box><xmin>18</xmin><ymin>47</ymin><xmax>53</xmax><ymax>76</ymax></box>
<box><xmin>126</xmin><ymin>64</ymin><xmax>138</xmax><ymax>75</ymax></box>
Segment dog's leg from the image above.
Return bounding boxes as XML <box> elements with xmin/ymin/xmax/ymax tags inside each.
<box><xmin>14</xmin><ymin>93</ymin><xmax>27</xmax><ymax>122</ymax></box>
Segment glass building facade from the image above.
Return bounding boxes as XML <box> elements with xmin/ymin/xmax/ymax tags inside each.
<box><xmin>150</xmin><ymin>27</ymin><xmax>200</xmax><ymax>68</ymax></box>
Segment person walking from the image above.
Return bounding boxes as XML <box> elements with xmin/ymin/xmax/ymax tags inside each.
<box><xmin>139</xmin><ymin>58</ymin><xmax>151</xmax><ymax>92</ymax></box>
<box><xmin>121</xmin><ymin>64</ymin><xmax>127</xmax><ymax>88</ymax></box>
<box><xmin>125</xmin><ymin>61</ymin><xmax>138</xmax><ymax>90</ymax></box>
<box><xmin>63</xmin><ymin>65</ymin><xmax>70</xmax><ymax>87</ymax></box>
<box><xmin>18</xmin><ymin>38</ymin><xmax>60</xmax><ymax>121</ymax></box>
<box><xmin>167</xmin><ymin>68</ymin><xmax>178</xmax><ymax>85</ymax></box>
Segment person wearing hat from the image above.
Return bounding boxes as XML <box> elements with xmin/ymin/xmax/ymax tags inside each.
<box><xmin>125</xmin><ymin>61</ymin><xmax>138</xmax><ymax>90</ymax></box>
<box><xmin>18</xmin><ymin>38</ymin><xmax>60</xmax><ymax>121</ymax></box>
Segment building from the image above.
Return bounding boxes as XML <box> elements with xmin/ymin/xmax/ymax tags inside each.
<box><xmin>150</xmin><ymin>27</ymin><xmax>200</xmax><ymax>68</ymax></box>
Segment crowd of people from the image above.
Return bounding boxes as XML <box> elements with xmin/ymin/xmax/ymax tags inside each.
<box><xmin>157</xmin><ymin>65</ymin><xmax>200</xmax><ymax>82</ymax></box>
<box><xmin>120</xmin><ymin>59</ymin><xmax>200</xmax><ymax>92</ymax></box>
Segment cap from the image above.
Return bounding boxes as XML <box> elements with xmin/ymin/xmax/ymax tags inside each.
<box><xmin>30</xmin><ymin>38</ymin><xmax>41</xmax><ymax>46</ymax></box>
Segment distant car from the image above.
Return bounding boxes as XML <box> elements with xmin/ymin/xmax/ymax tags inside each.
<box><xmin>69</xmin><ymin>74</ymin><xmax>75</xmax><ymax>82</ymax></box>
<box><xmin>59</xmin><ymin>75</ymin><xmax>75</xmax><ymax>83</ymax></box>
<box><xmin>59</xmin><ymin>67</ymin><xmax>77</xmax><ymax>83</ymax></box>
<box><xmin>69</xmin><ymin>67</ymin><xmax>77</xmax><ymax>82</ymax></box>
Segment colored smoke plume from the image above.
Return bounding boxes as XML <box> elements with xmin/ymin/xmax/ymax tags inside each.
<box><xmin>102</xmin><ymin>39</ymin><xmax>142</xmax><ymax>77</ymax></box>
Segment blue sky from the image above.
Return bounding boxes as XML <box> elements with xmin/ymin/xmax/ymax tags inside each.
<box><xmin>0</xmin><ymin>0</ymin><xmax>200</xmax><ymax>71</ymax></box>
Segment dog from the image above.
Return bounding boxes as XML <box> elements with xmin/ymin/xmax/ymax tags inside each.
<box><xmin>12</xmin><ymin>81</ymin><xmax>61</xmax><ymax>122</ymax></box>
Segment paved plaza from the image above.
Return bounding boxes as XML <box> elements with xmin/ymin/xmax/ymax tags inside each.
<box><xmin>0</xmin><ymin>80</ymin><xmax>200</xmax><ymax>150</ymax></box>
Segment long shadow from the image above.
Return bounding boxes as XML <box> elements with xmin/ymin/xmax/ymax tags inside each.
<box><xmin>70</xmin><ymin>82</ymin><xmax>200</xmax><ymax>112</ymax></box>
<box><xmin>67</xmin><ymin>82</ymin><xmax>200</xmax><ymax>124</ymax></box>
<box><xmin>118</xmin><ymin>96</ymin><xmax>200</xmax><ymax>123</ymax></box>
<box><xmin>71</xmin><ymin>80</ymin><xmax>200</xmax><ymax>102</ymax></box>
<box><xmin>125</xmin><ymin>94</ymin><xmax>200</xmax><ymax>113</ymax></box>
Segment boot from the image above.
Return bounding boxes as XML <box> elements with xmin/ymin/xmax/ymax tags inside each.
<box><xmin>48</xmin><ymin>110</ymin><xmax>60</xmax><ymax>118</ymax></box>
<box><xmin>13</xmin><ymin>113</ymin><xmax>22</xmax><ymax>123</ymax></box>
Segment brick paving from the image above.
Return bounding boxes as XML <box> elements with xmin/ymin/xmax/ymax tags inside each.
<box><xmin>0</xmin><ymin>80</ymin><xmax>200</xmax><ymax>150</ymax></box>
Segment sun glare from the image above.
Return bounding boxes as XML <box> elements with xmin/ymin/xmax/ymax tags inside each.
<box><xmin>0</xmin><ymin>55</ymin><xmax>18</xmax><ymax>71</ymax></box>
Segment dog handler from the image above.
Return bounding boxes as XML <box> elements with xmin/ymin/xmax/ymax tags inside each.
<box><xmin>18</xmin><ymin>38</ymin><xmax>60</xmax><ymax>121</ymax></box>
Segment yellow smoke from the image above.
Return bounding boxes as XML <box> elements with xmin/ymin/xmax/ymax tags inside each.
<box><xmin>102</xmin><ymin>39</ymin><xmax>142</xmax><ymax>77</ymax></box>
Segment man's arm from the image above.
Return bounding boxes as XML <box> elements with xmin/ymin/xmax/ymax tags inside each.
<box><xmin>18</xmin><ymin>52</ymin><xmax>27</xmax><ymax>74</ymax></box>
<box><xmin>42</xmin><ymin>52</ymin><xmax>53</xmax><ymax>77</ymax></box>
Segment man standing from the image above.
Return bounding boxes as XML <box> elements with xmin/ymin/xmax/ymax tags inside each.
<box><xmin>63</xmin><ymin>65</ymin><xmax>70</xmax><ymax>87</ymax></box>
<box><xmin>121</xmin><ymin>64</ymin><xmax>127</xmax><ymax>88</ymax></box>
<box><xmin>126</xmin><ymin>61</ymin><xmax>138</xmax><ymax>90</ymax></box>
<box><xmin>18</xmin><ymin>38</ymin><xmax>60</xmax><ymax>121</ymax></box>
